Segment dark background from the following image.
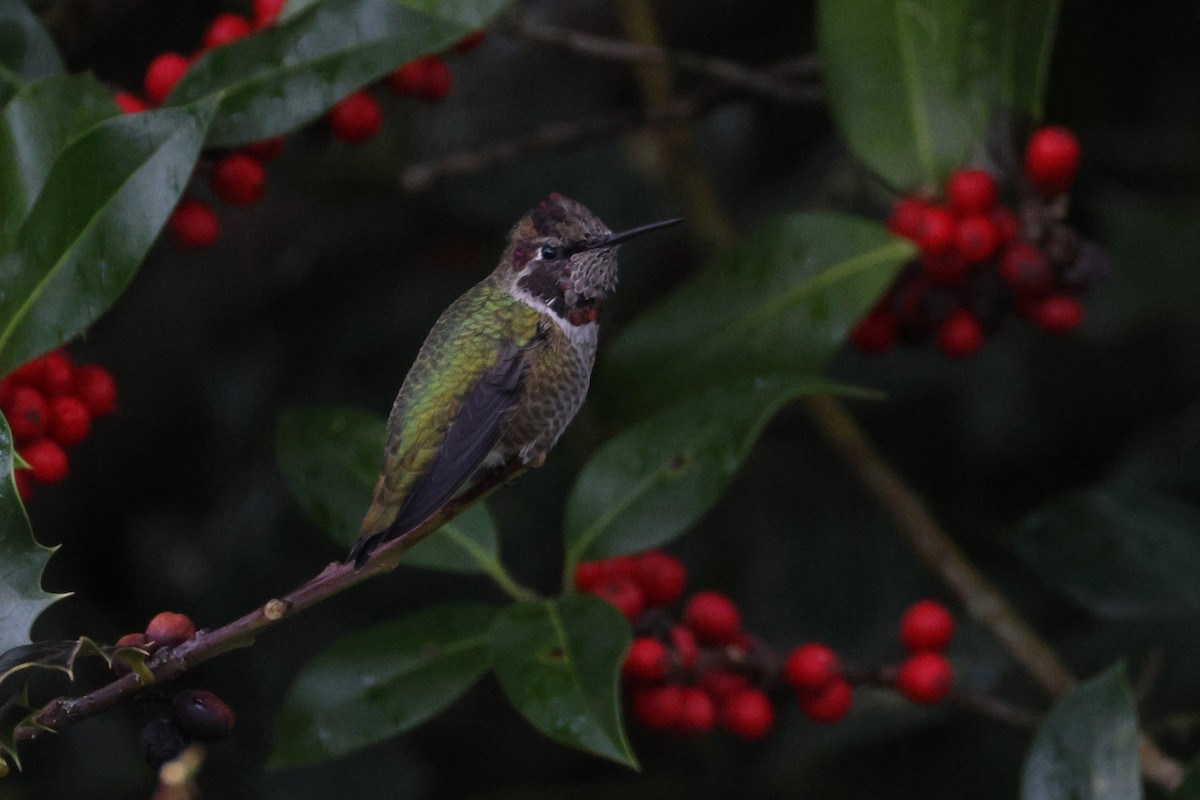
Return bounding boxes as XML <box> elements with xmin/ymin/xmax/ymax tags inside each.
<box><xmin>9</xmin><ymin>0</ymin><xmax>1200</xmax><ymax>797</ymax></box>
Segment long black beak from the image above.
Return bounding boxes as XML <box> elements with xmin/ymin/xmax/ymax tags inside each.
<box><xmin>586</xmin><ymin>217</ymin><xmax>684</xmax><ymax>250</ymax></box>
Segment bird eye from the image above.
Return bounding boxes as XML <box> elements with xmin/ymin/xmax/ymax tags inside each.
<box><xmin>540</xmin><ymin>245</ymin><xmax>559</xmax><ymax>261</ymax></box>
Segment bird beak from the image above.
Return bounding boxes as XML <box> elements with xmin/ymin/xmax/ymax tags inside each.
<box><xmin>588</xmin><ymin>217</ymin><xmax>684</xmax><ymax>249</ymax></box>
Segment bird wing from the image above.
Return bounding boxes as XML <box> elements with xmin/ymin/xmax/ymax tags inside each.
<box><xmin>350</xmin><ymin>284</ymin><xmax>539</xmax><ymax>565</ymax></box>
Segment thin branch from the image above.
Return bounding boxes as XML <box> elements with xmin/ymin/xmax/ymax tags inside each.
<box><xmin>15</xmin><ymin>462</ymin><xmax>527</xmax><ymax>742</ymax></box>
<box><xmin>510</xmin><ymin>17</ymin><xmax>822</xmax><ymax>104</ymax></box>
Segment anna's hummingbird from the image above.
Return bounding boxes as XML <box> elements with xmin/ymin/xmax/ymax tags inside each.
<box><xmin>349</xmin><ymin>195</ymin><xmax>681</xmax><ymax>566</ymax></box>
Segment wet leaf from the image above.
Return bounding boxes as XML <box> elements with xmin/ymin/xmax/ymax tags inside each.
<box><xmin>270</xmin><ymin>603</ymin><xmax>495</xmax><ymax>767</ymax></box>
<box><xmin>492</xmin><ymin>594</ymin><xmax>635</xmax><ymax>768</ymax></box>
<box><xmin>1020</xmin><ymin>663</ymin><xmax>1141</xmax><ymax>800</ymax></box>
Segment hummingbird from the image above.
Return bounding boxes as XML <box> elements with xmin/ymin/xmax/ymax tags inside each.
<box><xmin>348</xmin><ymin>194</ymin><xmax>682</xmax><ymax>567</ymax></box>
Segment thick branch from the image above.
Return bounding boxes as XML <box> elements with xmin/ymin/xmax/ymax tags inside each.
<box><xmin>16</xmin><ymin>462</ymin><xmax>526</xmax><ymax>741</ymax></box>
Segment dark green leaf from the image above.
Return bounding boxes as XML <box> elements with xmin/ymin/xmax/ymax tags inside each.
<box><xmin>0</xmin><ymin>413</ymin><xmax>64</xmax><ymax>654</ymax></box>
<box><xmin>169</xmin><ymin>0</ymin><xmax>509</xmax><ymax>146</ymax></box>
<box><xmin>0</xmin><ymin>636</ymin><xmax>149</xmax><ymax>688</ymax></box>
<box><xmin>565</xmin><ymin>377</ymin><xmax>871</xmax><ymax>569</ymax></box>
<box><xmin>0</xmin><ymin>684</ymin><xmax>38</xmax><ymax>770</ymax></box>
<box><xmin>1020</xmin><ymin>664</ymin><xmax>1141</xmax><ymax>800</ymax></box>
<box><xmin>270</xmin><ymin>603</ymin><xmax>495</xmax><ymax>767</ymax></box>
<box><xmin>0</xmin><ymin>73</ymin><xmax>118</xmax><ymax>252</ymax></box>
<box><xmin>600</xmin><ymin>212</ymin><xmax>911</xmax><ymax>419</ymax></box>
<box><xmin>275</xmin><ymin>407</ymin><xmax>502</xmax><ymax>574</ymax></box>
<box><xmin>0</xmin><ymin>98</ymin><xmax>218</xmax><ymax>375</ymax></box>
<box><xmin>0</xmin><ymin>0</ymin><xmax>64</xmax><ymax>84</ymax></box>
<box><xmin>818</xmin><ymin>0</ymin><xmax>1062</xmax><ymax>191</ymax></box>
<box><xmin>1011</xmin><ymin>487</ymin><xmax>1200</xmax><ymax>618</ymax></box>
<box><xmin>492</xmin><ymin>594</ymin><xmax>636</xmax><ymax>768</ymax></box>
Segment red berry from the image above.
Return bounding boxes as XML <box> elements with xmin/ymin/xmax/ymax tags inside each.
<box><xmin>173</xmin><ymin>689</ymin><xmax>236</xmax><ymax>742</ymax></box>
<box><xmin>8</xmin><ymin>358</ymin><xmax>45</xmax><ymax>387</ymax></box>
<box><xmin>946</xmin><ymin>169</ymin><xmax>998</xmax><ymax>216</ymax></box>
<box><xmin>114</xmin><ymin>92</ymin><xmax>148</xmax><ymax>114</ymax></box>
<box><xmin>719</xmin><ymin>688</ymin><xmax>773</xmax><ymax>740</ymax></box>
<box><xmin>698</xmin><ymin>668</ymin><xmax>750</xmax><ymax>701</ymax></box>
<box><xmin>623</xmin><ymin>637</ymin><xmax>669</xmax><ymax>682</ymax></box>
<box><xmin>169</xmin><ymin>197</ymin><xmax>219</xmax><ymax>249</ymax></box>
<box><xmin>953</xmin><ymin>215</ymin><xmax>1000</xmax><ymax>263</ymax></box>
<box><xmin>388</xmin><ymin>55</ymin><xmax>452</xmax><ymax>103</ymax></box>
<box><xmin>253</xmin><ymin>0</ymin><xmax>286</xmax><ymax>27</ymax></box>
<box><xmin>896</xmin><ymin>652</ymin><xmax>953</xmax><ymax>704</ymax></box>
<box><xmin>1025</xmin><ymin>125</ymin><xmax>1081</xmax><ymax>195</ymax></box>
<box><xmin>48</xmin><ymin>396</ymin><xmax>91</xmax><ymax>447</ymax></box>
<box><xmin>1034</xmin><ymin>293</ymin><xmax>1084</xmax><ymax>333</ymax></box>
<box><xmin>0</xmin><ymin>377</ymin><xmax>12</xmax><ymax>406</ymax></box>
<box><xmin>327</xmin><ymin>91</ymin><xmax>382</xmax><ymax>143</ymax></box>
<box><xmin>999</xmin><ymin>242</ymin><xmax>1053</xmax><ymax>295</ymax></box>
<box><xmin>683</xmin><ymin>591</ymin><xmax>741</xmax><ymax>645</ymax></box>
<box><xmin>886</xmin><ymin>197</ymin><xmax>930</xmax><ymax>241</ymax></box>
<box><xmin>574</xmin><ymin>560</ymin><xmax>605</xmax><ymax>592</ymax></box>
<box><xmin>783</xmin><ymin>643</ymin><xmax>841</xmax><ymax>692</ymax></box>
<box><xmin>921</xmin><ymin>250</ymin><xmax>969</xmax><ymax>285</ymax></box>
<box><xmin>203</xmin><ymin>13</ymin><xmax>252</xmax><ymax>50</ymax></box>
<box><xmin>915</xmin><ymin>206</ymin><xmax>955</xmax><ymax>254</ymax></box>
<box><xmin>211</xmin><ymin>153</ymin><xmax>266</xmax><ymax>206</ymax></box>
<box><xmin>633</xmin><ymin>550</ymin><xmax>686</xmax><ymax>607</ymax></box>
<box><xmin>668</xmin><ymin>625</ymin><xmax>698</xmax><ymax>671</ymax></box>
<box><xmin>452</xmin><ymin>29</ymin><xmax>486</xmax><ymax>54</ymax></box>
<box><xmin>143</xmin><ymin>52</ymin><xmax>189</xmax><ymax>105</ymax></box>
<box><xmin>73</xmin><ymin>365</ymin><xmax>117</xmax><ymax>416</ymax></box>
<box><xmin>797</xmin><ymin>676</ymin><xmax>853</xmax><ymax>724</ymax></box>
<box><xmin>39</xmin><ymin>351</ymin><xmax>74</xmax><ymax>395</ymax></box>
<box><xmin>145</xmin><ymin>611</ymin><xmax>196</xmax><ymax>649</ymax></box>
<box><xmin>850</xmin><ymin>308</ymin><xmax>898</xmax><ymax>354</ymax></box>
<box><xmin>937</xmin><ymin>310</ymin><xmax>984</xmax><ymax>358</ymax></box>
<box><xmin>593</xmin><ymin>577</ymin><xmax>645</xmax><ymax>621</ymax></box>
<box><xmin>676</xmin><ymin>687</ymin><xmax>716</xmax><ymax>734</ymax></box>
<box><xmin>631</xmin><ymin>684</ymin><xmax>682</xmax><ymax>730</ymax></box>
<box><xmin>3</xmin><ymin>386</ymin><xmax>50</xmax><ymax>440</ymax></box>
<box><xmin>899</xmin><ymin>600</ymin><xmax>955</xmax><ymax>653</ymax></box>
<box><xmin>116</xmin><ymin>632</ymin><xmax>150</xmax><ymax>649</ymax></box>
<box><xmin>992</xmin><ymin>206</ymin><xmax>1020</xmax><ymax>243</ymax></box>
<box><xmin>21</xmin><ymin>439</ymin><xmax>68</xmax><ymax>483</ymax></box>
<box><xmin>241</xmin><ymin>137</ymin><xmax>286</xmax><ymax>161</ymax></box>
<box><xmin>13</xmin><ymin>469</ymin><xmax>34</xmax><ymax>502</ymax></box>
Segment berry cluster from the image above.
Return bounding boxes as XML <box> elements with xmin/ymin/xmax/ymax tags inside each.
<box><xmin>578</xmin><ymin>553</ymin><xmax>957</xmax><ymax>738</ymax></box>
<box><xmin>112</xmin><ymin>612</ymin><xmax>237</xmax><ymax>768</ymax></box>
<box><xmin>113</xmin><ymin>2</ymin><xmax>483</xmax><ymax>250</ymax></box>
<box><xmin>0</xmin><ymin>351</ymin><xmax>117</xmax><ymax>502</ymax></box>
<box><xmin>853</xmin><ymin>125</ymin><xmax>1108</xmax><ymax>358</ymax></box>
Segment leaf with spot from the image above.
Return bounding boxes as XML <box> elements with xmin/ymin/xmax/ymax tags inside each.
<box><xmin>491</xmin><ymin>594</ymin><xmax>635</xmax><ymax>768</ymax></box>
<box><xmin>564</xmin><ymin>376</ymin><xmax>873</xmax><ymax>572</ymax></box>
<box><xmin>817</xmin><ymin>0</ymin><xmax>1062</xmax><ymax>191</ymax></box>
<box><xmin>0</xmin><ymin>97</ymin><xmax>218</xmax><ymax>375</ymax></box>
<box><xmin>168</xmin><ymin>0</ymin><xmax>510</xmax><ymax>147</ymax></box>
<box><xmin>270</xmin><ymin>603</ymin><xmax>496</xmax><ymax>768</ymax></box>
<box><xmin>598</xmin><ymin>212</ymin><xmax>912</xmax><ymax>420</ymax></box>
<box><xmin>0</xmin><ymin>412</ymin><xmax>64</xmax><ymax>656</ymax></box>
<box><xmin>275</xmin><ymin>407</ymin><xmax>503</xmax><ymax>574</ymax></box>
<box><xmin>1020</xmin><ymin>663</ymin><xmax>1141</xmax><ymax>800</ymax></box>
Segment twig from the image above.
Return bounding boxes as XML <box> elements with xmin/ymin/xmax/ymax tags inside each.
<box><xmin>15</xmin><ymin>462</ymin><xmax>527</xmax><ymax>742</ymax></box>
<box><xmin>510</xmin><ymin>17</ymin><xmax>822</xmax><ymax>104</ymax></box>
<box><xmin>402</xmin><ymin>92</ymin><xmax>716</xmax><ymax>193</ymax></box>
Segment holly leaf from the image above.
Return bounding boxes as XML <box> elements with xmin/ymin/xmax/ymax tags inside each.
<box><xmin>168</xmin><ymin>0</ymin><xmax>510</xmax><ymax>146</ymax></box>
<box><xmin>0</xmin><ymin>97</ymin><xmax>219</xmax><ymax>375</ymax></box>
<box><xmin>0</xmin><ymin>73</ymin><xmax>118</xmax><ymax>253</ymax></box>
<box><xmin>0</xmin><ymin>684</ymin><xmax>40</xmax><ymax>771</ymax></box>
<box><xmin>564</xmin><ymin>376</ymin><xmax>872</xmax><ymax>572</ymax></box>
<box><xmin>0</xmin><ymin>636</ymin><xmax>149</xmax><ymax>688</ymax></box>
<box><xmin>0</xmin><ymin>413</ymin><xmax>64</xmax><ymax>655</ymax></box>
<box><xmin>270</xmin><ymin>603</ymin><xmax>495</xmax><ymax>767</ymax></box>
<box><xmin>598</xmin><ymin>213</ymin><xmax>911</xmax><ymax>420</ymax></box>
<box><xmin>1020</xmin><ymin>663</ymin><xmax>1141</xmax><ymax>800</ymax></box>
<box><xmin>0</xmin><ymin>0</ymin><xmax>64</xmax><ymax>85</ymax></box>
<box><xmin>1011</xmin><ymin>487</ymin><xmax>1200</xmax><ymax>618</ymax></box>
<box><xmin>818</xmin><ymin>0</ymin><xmax>1062</xmax><ymax>191</ymax></box>
<box><xmin>491</xmin><ymin>594</ymin><xmax>635</xmax><ymax>768</ymax></box>
<box><xmin>275</xmin><ymin>407</ymin><xmax>503</xmax><ymax>574</ymax></box>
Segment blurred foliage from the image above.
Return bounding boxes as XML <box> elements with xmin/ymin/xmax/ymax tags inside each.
<box><xmin>0</xmin><ymin>0</ymin><xmax>1196</xmax><ymax>797</ymax></box>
